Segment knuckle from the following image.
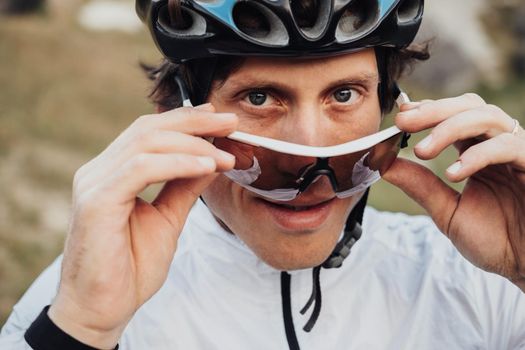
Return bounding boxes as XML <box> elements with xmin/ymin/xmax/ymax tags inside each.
<box><xmin>168</xmin><ymin>107</ymin><xmax>201</xmax><ymax>127</ymax></box>
<box><xmin>178</xmin><ymin>106</ymin><xmax>197</xmax><ymax>119</ymax></box>
<box><xmin>132</xmin><ymin>114</ymin><xmax>156</xmax><ymax>128</ymax></box>
<box><xmin>429</xmin><ymin>126</ymin><xmax>445</xmax><ymax>143</ymax></box>
<box><xmin>133</xmin><ymin>129</ymin><xmax>163</xmax><ymax>152</ymax></box>
<box><xmin>186</xmin><ymin>109</ymin><xmax>211</xmax><ymax>124</ymax></box>
<box><xmin>462</xmin><ymin>93</ymin><xmax>485</xmax><ymax>106</ymax></box>
<box><xmin>72</xmin><ymin>161</ymin><xmax>95</xmax><ymax>190</ymax></box>
<box><xmin>134</xmin><ymin>129</ymin><xmax>154</xmax><ymax>147</ymax></box>
<box><xmin>499</xmin><ymin>132</ymin><xmax>515</xmax><ymax>146</ymax></box>
<box><xmin>129</xmin><ymin>153</ymin><xmax>150</xmax><ymax>171</ymax></box>
<box><xmin>483</xmin><ymin>104</ymin><xmax>504</xmax><ymax>118</ymax></box>
<box><xmin>73</xmin><ymin>166</ymin><xmax>86</xmax><ymax>186</ymax></box>
<box><xmin>499</xmin><ymin>134</ymin><xmax>520</xmax><ymax>158</ymax></box>
<box><xmin>417</xmin><ymin>101</ymin><xmax>435</xmax><ymax>115</ymax></box>
<box><xmin>466</xmin><ymin>150</ymin><xmax>487</xmax><ymax>167</ymax></box>
<box><xmin>74</xmin><ymin>190</ymin><xmax>97</xmax><ymax>214</ymax></box>
<box><xmin>72</xmin><ymin>174</ymin><xmax>84</xmax><ymax>195</ymax></box>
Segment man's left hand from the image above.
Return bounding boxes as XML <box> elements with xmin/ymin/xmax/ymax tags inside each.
<box><xmin>384</xmin><ymin>93</ymin><xmax>525</xmax><ymax>291</ymax></box>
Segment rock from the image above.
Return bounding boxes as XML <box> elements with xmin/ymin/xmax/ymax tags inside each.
<box><xmin>77</xmin><ymin>0</ymin><xmax>142</xmax><ymax>33</ymax></box>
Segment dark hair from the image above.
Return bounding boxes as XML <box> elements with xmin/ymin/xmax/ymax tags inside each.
<box><xmin>143</xmin><ymin>0</ymin><xmax>430</xmax><ymax>113</ymax></box>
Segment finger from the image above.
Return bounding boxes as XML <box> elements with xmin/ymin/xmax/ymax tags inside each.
<box><xmin>99</xmin><ymin>153</ymin><xmax>218</xmax><ymax>204</ymax></box>
<box><xmin>76</xmin><ymin>105</ymin><xmax>237</xmax><ymax>193</ymax></box>
<box><xmin>214</xmin><ymin>138</ymin><xmax>255</xmax><ymax>170</ymax></box>
<box><xmin>143</xmin><ymin>107</ymin><xmax>239</xmax><ymax>137</ymax></box>
<box><xmin>383</xmin><ymin>157</ymin><xmax>460</xmax><ymax>234</ymax></box>
<box><xmin>100</xmin><ymin>110</ymin><xmax>236</xmax><ymax>166</ymax></box>
<box><xmin>445</xmin><ymin>133</ymin><xmax>525</xmax><ymax>182</ymax></box>
<box><xmin>399</xmin><ymin>99</ymin><xmax>434</xmax><ymax>112</ymax></box>
<box><xmin>159</xmin><ymin>102</ymin><xmax>216</xmax><ymax>113</ymax></box>
<box><xmin>105</xmin><ymin>108</ymin><xmax>237</xmax><ymax>162</ymax></box>
<box><xmin>414</xmin><ymin>105</ymin><xmax>515</xmax><ymax>160</ymax></box>
<box><xmin>77</xmin><ymin>131</ymin><xmax>235</xmax><ymax>193</ymax></box>
<box><xmin>395</xmin><ymin>93</ymin><xmax>486</xmax><ymax>133</ymax></box>
<box><xmin>151</xmin><ymin>175</ymin><xmax>218</xmax><ymax>228</ymax></box>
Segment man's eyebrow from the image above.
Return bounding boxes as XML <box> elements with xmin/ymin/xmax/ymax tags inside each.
<box><xmin>223</xmin><ymin>72</ymin><xmax>380</xmax><ymax>94</ymax></box>
<box><xmin>328</xmin><ymin>72</ymin><xmax>380</xmax><ymax>86</ymax></box>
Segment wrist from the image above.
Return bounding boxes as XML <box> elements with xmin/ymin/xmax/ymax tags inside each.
<box><xmin>48</xmin><ymin>300</ymin><xmax>125</xmax><ymax>350</ymax></box>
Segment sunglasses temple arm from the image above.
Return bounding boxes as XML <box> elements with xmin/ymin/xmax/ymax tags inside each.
<box><xmin>175</xmin><ymin>75</ymin><xmax>193</xmax><ymax>107</ymax></box>
<box><xmin>394</xmin><ymin>82</ymin><xmax>411</xmax><ymax>107</ymax></box>
<box><xmin>392</xmin><ymin>83</ymin><xmax>412</xmax><ymax>149</ymax></box>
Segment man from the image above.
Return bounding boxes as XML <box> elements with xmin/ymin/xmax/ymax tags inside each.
<box><xmin>1</xmin><ymin>0</ymin><xmax>525</xmax><ymax>349</ymax></box>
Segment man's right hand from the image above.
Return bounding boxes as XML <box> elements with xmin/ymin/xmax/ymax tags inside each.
<box><xmin>47</xmin><ymin>104</ymin><xmax>237</xmax><ymax>349</ymax></box>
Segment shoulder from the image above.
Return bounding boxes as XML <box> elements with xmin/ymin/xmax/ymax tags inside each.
<box><xmin>362</xmin><ymin>206</ymin><xmax>459</xmax><ymax>265</ymax></box>
<box><xmin>360</xmin><ymin>207</ymin><xmax>525</xmax><ymax>321</ymax></box>
<box><xmin>358</xmin><ymin>207</ymin><xmax>481</xmax><ymax>294</ymax></box>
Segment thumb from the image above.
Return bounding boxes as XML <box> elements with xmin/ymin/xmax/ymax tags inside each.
<box><xmin>382</xmin><ymin>157</ymin><xmax>460</xmax><ymax>234</ymax></box>
<box><xmin>152</xmin><ymin>174</ymin><xmax>218</xmax><ymax>228</ymax></box>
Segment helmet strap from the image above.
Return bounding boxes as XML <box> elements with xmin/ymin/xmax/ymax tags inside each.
<box><xmin>186</xmin><ymin>57</ymin><xmax>218</xmax><ymax>105</ymax></box>
<box><xmin>375</xmin><ymin>46</ymin><xmax>393</xmax><ymax>113</ymax></box>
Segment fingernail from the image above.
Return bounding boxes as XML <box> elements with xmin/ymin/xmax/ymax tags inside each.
<box><xmin>447</xmin><ymin>161</ymin><xmax>462</xmax><ymax>174</ymax></box>
<box><xmin>416</xmin><ymin>134</ymin><xmax>432</xmax><ymax>149</ymax></box>
<box><xmin>403</xmin><ymin>102</ymin><xmax>422</xmax><ymax>109</ymax></box>
<box><xmin>197</xmin><ymin>156</ymin><xmax>216</xmax><ymax>169</ymax></box>
<box><xmin>218</xmin><ymin>150</ymin><xmax>235</xmax><ymax>163</ymax></box>
<box><xmin>398</xmin><ymin>108</ymin><xmax>419</xmax><ymax>117</ymax></box>
<box><xmin>195</xmin><ymin>103</ymin><xmax>213</xmax><ymax>110</ymax></box>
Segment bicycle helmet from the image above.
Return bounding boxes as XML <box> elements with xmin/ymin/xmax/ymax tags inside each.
<box><xmin>137</xmin><ymin>0</ymin><xmax>423</xmax><ymax>63</ymax></box>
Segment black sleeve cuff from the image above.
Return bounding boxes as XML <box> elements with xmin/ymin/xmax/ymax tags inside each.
<box><xmin>24</xmin><ymin>305</ymin><xmax>119</xmax><ymax>350</ymax></box>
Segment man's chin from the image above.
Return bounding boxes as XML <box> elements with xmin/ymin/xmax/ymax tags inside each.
<box><xmin>251</xmin><ymin>237</ymin><xmax>339</xmax><ymax>271</ymax></box>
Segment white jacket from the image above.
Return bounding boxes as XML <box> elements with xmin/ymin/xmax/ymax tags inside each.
<box><xmin>2</xmin><ymin>200</ymin><xmax>525</xmax><ymax>349</ymax></box>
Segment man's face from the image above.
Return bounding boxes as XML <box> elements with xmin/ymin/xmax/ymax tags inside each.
<box><xmin>202</xmin><ymin>49</ymin><xmax>381</xmax><ymax>270</ymax></box>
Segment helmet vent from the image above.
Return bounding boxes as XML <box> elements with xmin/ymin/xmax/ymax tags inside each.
<box><xmin>397</xmin><ymin>0</ymin><xmax>422</xmax><ymax>24</ymax></box>
<box><xmin>232</xmin><ymin>2</ymin><xmax>289</xmax><ymax>46</ymax></box>
<box><xmin>290</xmin><ymin>0</ymin><xmax>331</xmax><ymax>40</ymax></box>
<box><xmin>157</xmin><ymin>5</ymin><xmax>207</xmax><ymax>36</ymax></box>
<box><xmin>335</xmin><ymin>0</ymin><xmax>379</xmax><ymax>43</ymax></box>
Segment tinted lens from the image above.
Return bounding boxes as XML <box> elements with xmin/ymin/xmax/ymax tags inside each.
<box><xmin>214</xmin><ymin>132</ymin><xmax>404</xmax><ymax>200</ymax></box>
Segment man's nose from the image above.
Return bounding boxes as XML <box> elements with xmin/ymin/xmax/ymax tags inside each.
<box><xmin>274</xmin><ymin>103</ymin><xmax>327</xmax><ymax>176</ymax></box>
<box><xmin>278</xmin><ymin>103</ymin><xmax>325</xmax><ymax>147</ymax></box>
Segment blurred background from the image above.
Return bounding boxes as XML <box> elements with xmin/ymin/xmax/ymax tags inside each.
<box><xmin>0</xmin><ymin>0</ymin><xmax>524</xmax><ymax>325</ymax></box>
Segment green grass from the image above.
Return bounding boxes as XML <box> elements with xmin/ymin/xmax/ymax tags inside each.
<box><xmin>0</xmin><ymin>1</ymin><xmax>161</xmax><ymax>325</ymax></box>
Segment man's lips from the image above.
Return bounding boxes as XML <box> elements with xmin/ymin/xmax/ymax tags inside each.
<box><xmin>255</xmin><ymin>197</ymin><xmax>336</xmax><ymax>231</ymax></box>
<box><xmin>261</xmin><ymin>197</ymin><xmax>335</xmax><ymax>211</ymax></box>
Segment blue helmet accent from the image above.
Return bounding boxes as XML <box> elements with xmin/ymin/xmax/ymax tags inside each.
<box><xmin>379</xmin><ymin>0</ymin><xmax>397</xmax><ymax>16</ymax></box>
<box><xmin>198</xmin><ymin>0</ymin><xmax>237</xmax><ymax>29</ymax></box>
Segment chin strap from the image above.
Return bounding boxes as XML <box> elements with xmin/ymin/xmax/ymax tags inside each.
<box><xmin>280</xmin><ymin>190</ymin><xmax>368</xmax><ymax>348</ymax></box>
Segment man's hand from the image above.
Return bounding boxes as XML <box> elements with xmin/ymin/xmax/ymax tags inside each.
<box><xmin>48</xmin><ymin>104</ymin><xmax>237</xmax><ymax>349</ymax></box>
<box><xmin>384</xmin><ymin>93</ymin><xmax>525</xmax><ymax>291</ymax></box>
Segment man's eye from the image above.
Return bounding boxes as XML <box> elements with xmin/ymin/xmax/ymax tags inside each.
<box><xmin>247</xmin><ymin>91</ymin><xmax>268</xmax><ymax>106</ymax></box>
<box><xmin>333</xmin><ymin>88</ymin><xmax>360</xmax><ymax>104</ymax></box>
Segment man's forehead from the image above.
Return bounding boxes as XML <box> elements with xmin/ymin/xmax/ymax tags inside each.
<box><xmin>223</xmin><ymin>50</ymin><xmax>379</xmax><ymax>89</ymax></box>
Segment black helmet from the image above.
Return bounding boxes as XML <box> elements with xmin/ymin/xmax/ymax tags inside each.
<box><xmin>137</xmin><ymin>0</ymin><xmax>424</xmax><ymax>63</ymax></box>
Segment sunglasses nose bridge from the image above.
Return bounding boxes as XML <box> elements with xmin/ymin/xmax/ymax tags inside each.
<box><xmin>296</xmin><ymin>158</ymin><xmax>339</xmax><ymax>193</ymax></box>
<box><xmin>274</xmin><ymin>153</ymin><xmax>317</xmax><ymax>179</ymax></box>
